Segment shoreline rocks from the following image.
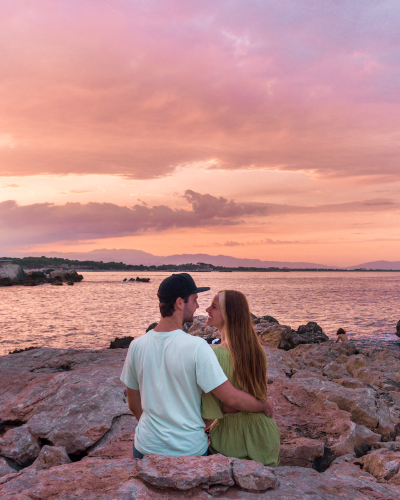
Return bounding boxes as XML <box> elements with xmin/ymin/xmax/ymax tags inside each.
<box><xmin>187</xmin><ymin>315</ymin><xmax>329</xmax><ymax>351</ymax></box>
<box><xmin>0</xmin><ymin>263</ymin><xmax>83</xmax><ymax>286</ymax></box>
<box><xmin>1</xmin><ymin>343</ymin><xmax>400</xmax><ymax>498</ymax></box>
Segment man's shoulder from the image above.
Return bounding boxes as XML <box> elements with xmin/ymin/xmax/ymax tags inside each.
<box><xmin>176</xmin><ymin>332</ymin><xmax>207</xmax><ymax>347</ymax></box>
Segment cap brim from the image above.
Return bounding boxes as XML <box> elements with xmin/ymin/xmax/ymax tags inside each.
<box><xmin>194</xmin><ymin>287</ymin><xmax>210</xmax><ymax>293</ymax></box>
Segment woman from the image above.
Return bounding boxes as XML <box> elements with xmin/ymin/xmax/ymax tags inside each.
<box><xmin>335</xmin><ymin>328</ymin><xmax>349</xmax><ymax>343</ymax></box>
<box><xmin>202</xmin><ymin>290</ymin><xmax>280</xmax><ymax>466</ymax></box>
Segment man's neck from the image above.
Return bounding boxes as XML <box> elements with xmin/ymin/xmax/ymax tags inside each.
<box><xmin>154</xmin><ymin>314</ymin><xmax>184</xmax><ymax>333</ymax></box>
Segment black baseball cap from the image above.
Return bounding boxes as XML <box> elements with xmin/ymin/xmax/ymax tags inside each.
<box><xmin>158</xmin><ymin>273</ymin><xmax>210</xmax><ymax>303</ymax></box>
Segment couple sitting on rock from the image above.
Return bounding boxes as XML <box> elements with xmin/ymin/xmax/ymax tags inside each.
<box><xmin>120</xmin><ymin>273</ymin><xmax>280</xmax><ymax>466</ymax></box>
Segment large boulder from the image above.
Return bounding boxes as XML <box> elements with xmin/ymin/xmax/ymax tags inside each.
<box><xmin>186</xmin><ymin>315</ymin><xmax>220</xmax><ymax>340</ymax></box>
<box><xmin>0</xmin><ymin>348</ymin><xmax>134</xmax><ymax>465</ymax></box>
<box><xmin>296</xmin><ymin>322</ymin><xmax>329</xmax><ymax>344</ymax></box>
<box><xmin>0</xmin><ymin>263</ymin><xmax>26</xmax><ymax>285</ymax></box>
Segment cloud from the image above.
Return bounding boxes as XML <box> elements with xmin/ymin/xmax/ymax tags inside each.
<box><xmin>58</xmin><ymin>190</ymin><xmax>94</xmax><ymax>195</ymax></box>
<box><xmin>0</xmin><ymin>1</ymin><xmax>400</xmax><ymax>180</ymax></box>
<box><xmin>1</xmin><ymin>190</ymin><xmax>399</xmax><ymax>246</ymax></box>
<box><xmin>2</xmin><ymin>184</ymin><xmax>21</xmax><ymax>188</ymax></box>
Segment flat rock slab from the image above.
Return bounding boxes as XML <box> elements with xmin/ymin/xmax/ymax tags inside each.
<box><xmin>137</xmin><ymin>454</ymin><xmax>235</xmax><ymax>490</ymax></box>
<box><xmin>0</xmin><ymin>348</ymin><xmax>133</xmax><ymax>465</ymax></box>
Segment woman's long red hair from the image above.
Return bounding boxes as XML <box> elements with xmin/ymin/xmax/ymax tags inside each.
<box><xmin>219</xmin><ymin>290</ymin><xmax>268</xmax><ymax>402</ymax></box>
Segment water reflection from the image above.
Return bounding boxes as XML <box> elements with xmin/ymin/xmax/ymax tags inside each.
<box><xmin>1</xmin><ymin>271</ymin><xmax>399</xmax><ymax>356</ymax></box>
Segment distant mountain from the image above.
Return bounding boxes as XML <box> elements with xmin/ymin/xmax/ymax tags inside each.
<box><xmin>346</xmin><ymin>261</ymin><xmax>400</xmax><ymax>270</ymax></box>
<box><xmin>8</xmin><ymin>248</ymin><xmax>338</xmax><ymax>269</ymax></box>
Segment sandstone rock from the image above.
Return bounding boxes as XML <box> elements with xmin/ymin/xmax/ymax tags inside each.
<box><xmin>372</xmin><ymin>441</ymin><xmax>400</xmax><ymax>452</ymax></box>
<box><xmin>257</xmin><ymin>323</ymin><xmax>291</xmax><ymax>348</ymax></box>
<box><xmin>334</xmin><ymin>378</ymin><xmax>367</xmax><ymax>390</ymax></box>
<box><xmin>268</xmin><ymin>373</ymin><xmax>356</xmax><ymax>468</ymax></box>
<box><xmin>0</xmin><ymin>424</ymin><xmax>40</xmax><ymax>466</ymax></box>
<box><xmin>0</xmin><ymin>457</ymin><xmax>139</xmax><ymax>499</ymax></box>
<box><xmin>0</xmin><ymin>457</ymin><xmax>16</xmax><ymax>478</ymax></box>
<box><xmin>356</xmin><ymin>448</ymin><xmax>400</xmax><ymax>482</ymax></box>
<box><xmin>307</xmin><ymin>378</ymin><xmax>380</xmax><ymax>428</ymax></box>
<box><xmin>323</xmin><ymin>455</ymin><xmax>400</xmax><ymax>497</ymax></box>
<box><xmin>280</xmin><ymin>438</ymin><xmax>325</xmax><ymax>467</ymax></box>
<box><xmin>137</xmin><ymin>454</ymin><xmax>234</xmax><ymax>490</ymax></box>
<box><xmin>30</xmin><ymin>445</ymin><xmax>71</xmax><ymax>470</ymax></box>
<box><xmin>88</xmin><ymin>414</ymin><xmax>137</xmax><ymax>459</ymax></box>
<box><xmin>0</xmin><ymin>348</ymin><xmax>130</xmax><ymax>464</ymax></box>
<box><xmin>2</xmin><ymin>455</ymin><xmax>400</xmax><ymax>499</ymax></box>
<box><xmin>187</xmin><ymin>315</ymin><xmax>219</xmax><ymax>340</ymax></box>
<box><xmin>232</xmin><ymin>459</ymin><xmax>279</xmax><ymax>491</ymax></box>
<box><xmin>354</xmin><ymin>425</ymin><xmax>381</xmax><ymax>456</ymax></box>
<box><xmin>273</xmin><ymin>464</ymin><xmax>400</xmax><ymax>499</ymax></box>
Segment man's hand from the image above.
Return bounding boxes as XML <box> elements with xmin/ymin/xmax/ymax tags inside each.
<box><xmin>212</xmin><ymin>380</ymin><xmax>274</xmax><ymax>416</ymax></box>
<box><xmin>262</xmin><ymin>400</ymin><xmax>273</xmax><ymax>418</ymax></box>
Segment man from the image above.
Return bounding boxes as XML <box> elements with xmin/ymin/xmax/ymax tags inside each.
<box><xmin>120</xmin><ymin>273</ymin><xmax>273</xmax><ymax>458</ymax></box>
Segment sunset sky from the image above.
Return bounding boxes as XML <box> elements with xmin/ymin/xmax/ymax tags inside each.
<box><xmin>1</xmin><ymin>0</ymin><xmax>400</xmax><ymax>266</ymax></box>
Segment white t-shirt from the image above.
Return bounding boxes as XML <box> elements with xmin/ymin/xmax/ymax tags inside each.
<box><xmin>120</xmin><ymin>329</ymin><xmax>228</xmax><ymax>456</ymax></box>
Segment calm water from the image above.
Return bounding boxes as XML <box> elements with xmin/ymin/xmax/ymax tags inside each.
<box><xmin>1</xmin><ymin>271</ymin><xmax>399</xmax><ymax>356</ymax></box>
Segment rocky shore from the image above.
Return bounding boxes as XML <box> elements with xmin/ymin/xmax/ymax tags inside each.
<box><xmin>1</xmin><ymin>319</ymin><xmax>400</xmax><ymax>499</ymax></box>
<box><xmin>0</xmin><ymin>262</ymin><xmax>83</xmax><ymax>286</ymax></box>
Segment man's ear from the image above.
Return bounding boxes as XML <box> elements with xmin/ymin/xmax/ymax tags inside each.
<box><xmin>175</xmin><ymin>297</ymin><xmax>184</xmax><ymax>311</ymax></box>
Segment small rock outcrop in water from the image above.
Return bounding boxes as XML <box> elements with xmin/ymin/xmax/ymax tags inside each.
<box><xmin>396</xmin><ymin>320</ymin><xmax>400</xmax><ymax>338</ymax></box>
<box><xmin>1</xmin><ymin>344</ymin><xmax>400</xmax><ymax>497</ymax></box>
<box><xmin>108</xmin><ymin>337</ymin><xmax>135</xmax><ymax>349</ymax></box>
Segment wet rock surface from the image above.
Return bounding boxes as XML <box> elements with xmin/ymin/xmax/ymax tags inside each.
<box><xmin>1</xmin><ymin>341</ymin><xmax>400</xmax><ymax>498</ymax></box>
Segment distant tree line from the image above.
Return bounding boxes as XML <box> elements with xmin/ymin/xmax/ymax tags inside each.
<box><xmin>1</xmin><ymin>256</ymin><xmax>397</xmax><ymax>272</ymax></box>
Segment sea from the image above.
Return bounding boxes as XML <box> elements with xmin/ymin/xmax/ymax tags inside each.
<box><xmin>1</xmin><ymin>271</ymin><xmax>399</xmax><ymax>357</ymax></box>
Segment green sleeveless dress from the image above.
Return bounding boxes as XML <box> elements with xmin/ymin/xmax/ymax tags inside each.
<box><xmin>201</xmin><ymin>346</ymin><xmax>280</xmax><ymax>466</ymax></box>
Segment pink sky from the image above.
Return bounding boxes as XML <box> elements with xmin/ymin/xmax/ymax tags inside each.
<box><xmin>1</xmin><ymin>0</ymin><xmax>400</xmax><ymax>266</ymax></box>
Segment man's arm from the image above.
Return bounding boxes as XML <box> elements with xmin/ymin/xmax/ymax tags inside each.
<box><xmin>211</xmin><ymin>381</ymin><xmax>273</xmax><ymax>417</ymax></box>
<box><xmin>126</xmin><ymin>387</ymin><xmax>143</xmax><ymax>421</ymax></box>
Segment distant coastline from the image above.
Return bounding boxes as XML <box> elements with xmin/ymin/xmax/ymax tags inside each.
<box><xmin>1</xmin><ymin>256</ymin><xmax>400</xmax><ymax>273</ymax></box>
